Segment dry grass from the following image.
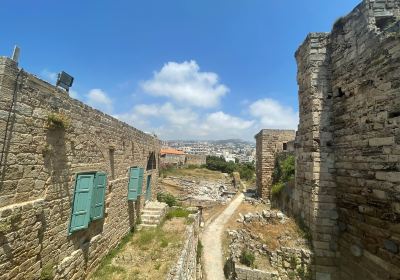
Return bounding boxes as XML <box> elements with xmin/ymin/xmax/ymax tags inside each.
<box><xmin>245</xmin><ymin>219</ymin><xmax>306</xmax><ymax>251</ymax></box>
<box><xmin>225</xmin><ymin>202</ymin><xmax>266</xmax><ymax>231</ymax></box>
<box><xmin>91</xmin><ymin>218</ymin><xmax>186</xmax><ymax>280</ymax></box>
<box><xmin>222</xmin><ymin>201</ymin><xmax>309</xmax><ymax>270</ymax></box>
<box><xmin>160</xmin><ymin>180</ymin><xmax>185</xmax><ymax>196</ymax></box>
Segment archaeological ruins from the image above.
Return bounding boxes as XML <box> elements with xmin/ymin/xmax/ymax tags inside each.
<box><xmin>255</xmin><ymin>129</ymin><xmax>295</xmax><ymax>198</ymax></box>
<box><xmin>256</xmin><ymin>0</ymin><xmax>400</xmax><ymax>279</ymax></box>
<box><xmin>0</xmin><ymin>57</ymin><xmax>160</xmax><ymax>279</ymax></box>
<box><xmin>0</xmin><ymin>0</ymin><xmax>399</xmax><ymax>279</ymax></box>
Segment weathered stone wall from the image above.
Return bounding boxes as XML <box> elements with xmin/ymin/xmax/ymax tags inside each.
<box><xmin>160</xmin><ymin>154</ymin><xmax>186</xmax><ymax>167</ymax></box>
<box><xmin>255</xmin><ymin>129</ymin><xmax>296</xmax><ymax>199</ymax></box>
<box><xmin>185</xmin><ymin>154</ymin><xmax>206</xmax><ymax>167</ymax></box>
<box><xmin>166</xmin><ymin>211</ymin><xmax>200</xmax><ymax>280</ymax></box>
<box><xmin>235</xmin><ymin>265</ymin><xmax>279</xmax><ymax>280</ymax></box>
<box><xmin>0</xmin><ymin>57</ymin><xmax>160</xmax><ymax>279</ymax></box>
<box><xmin>295</xmin><ymin>1</ymin><xmax>400</xmax><ymax>279</ymax></box>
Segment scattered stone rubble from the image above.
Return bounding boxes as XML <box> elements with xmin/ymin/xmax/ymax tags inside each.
<box><xmin>227</xmin><ymin>208</ymin><xmax>313</xmax><ymax>280</ymax></box>
<box><xmin>165</xmin><ymin>176</ymin><xmax>235</xmax><ymax>202</ymax></box>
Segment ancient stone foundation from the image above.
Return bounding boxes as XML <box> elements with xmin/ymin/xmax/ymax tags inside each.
<box><xmin>167</xmin><ymin>211</ymin><xmax>200</xmax><ymax>280</ymax></box>
<box><xmin>0</xmin><ymin>57</ymin><xmax>160</xmax><ymax>279</ymax></box>
<box><xmin>294</xmin><ymin>1</ymin><xmax>400</xmax><ymax>279</ymax></box>
<box><xmin>255</xmin><ymin>129</ymin><xmax>295</xmax><ymax>198</ymax></box>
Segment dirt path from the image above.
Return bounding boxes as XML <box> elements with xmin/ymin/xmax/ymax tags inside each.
<box><xmin>202</xmin><ymin>193</ymin><xmax>245</xmax><ymax>280</ymax></box>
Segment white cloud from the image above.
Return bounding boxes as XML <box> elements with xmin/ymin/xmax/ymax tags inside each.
<box><xmin>141</xmin><ymin>60</ymin><xmax>229</xmax><ymax>108</ymax></box>
<box><xmin>202</xmin><ymin>111</ymin><xmax>254</xmax><ymax>131</ymax></box>
<box><xmin>116</xmin><ymin>103</ymin><xmax>255</xmax><ymax>140</ymax></box>
<box><xmin>41</xmin><ymin>69</ymin><xmax>57</xmax><ymax>83</ymax></box>
<box><xmin>133</xmin><ymin>103</ymin><xmax>198</xmax><ymax>126</ymax></box>
<box><xmin>86</xmin><ymin>89</ymin><xmax>113</xmax><ymax>113</ymax></box>
<box><xmin>249</xmin><ymin>98</ymin><xmax>298</xmax><ymax>129</ymax></box>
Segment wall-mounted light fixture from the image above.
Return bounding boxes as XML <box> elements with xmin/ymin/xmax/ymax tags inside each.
<box><xmin>56</xmin><ymin>71</ymin><xmax>74</xmax><ymax>92</ymax></box>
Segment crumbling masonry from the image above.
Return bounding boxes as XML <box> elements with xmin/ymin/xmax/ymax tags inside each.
<box><xmin>255</xmin><ymin>129</ymin><xmax>295</xmax><ymax>198</ymax></box>
<box><xmin>0</xmin><ymin>57</ymin><xmax>160</xmax><ymax>279</ymax></box>
<box><xmin>294</xmin><ymin>1</ymin><xmax>400</xmax><ymax>279</ymax></box>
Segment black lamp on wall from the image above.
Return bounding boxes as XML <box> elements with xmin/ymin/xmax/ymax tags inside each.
<box><xmin>56</xmin><ymin>71</ymin><xmax>74</xmax><ymax>92</ymax></box>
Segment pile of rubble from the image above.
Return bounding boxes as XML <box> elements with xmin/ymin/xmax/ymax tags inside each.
<box><xmin>236</xmin><ymin>209</ymin><xmax>288</xmax><ymax>224</ymax></box>
<box><xmin>226</xmin><ymin>209</ymin><xmax>314</xmax><ymax>280</ymax></box>
<box><xmin>165</xmin><ymin>176</ymin><xmax>235</xmax><ymax>202</ymax></box>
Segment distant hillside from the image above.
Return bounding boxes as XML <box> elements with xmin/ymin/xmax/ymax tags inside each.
<box><xmin>165</xmin><ymin>139</ymin><xmax>255</xmax><ymax>144</ymax></box>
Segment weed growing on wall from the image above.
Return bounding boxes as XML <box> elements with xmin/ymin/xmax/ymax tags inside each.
<box><xmin>46</xmin><ymin>113</ymin><xmax>70</xmax><ymax>129</ymax></box>
<box><xmin>40</xmin><ymin>263</ymin><xmax>54</xmax><ymax>280</ymax></box>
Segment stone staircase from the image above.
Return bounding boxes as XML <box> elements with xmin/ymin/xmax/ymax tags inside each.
<box><xmin>138</xmin><ymin>201</ymin><xmax>168</xmax><ymax>230</ymax></box>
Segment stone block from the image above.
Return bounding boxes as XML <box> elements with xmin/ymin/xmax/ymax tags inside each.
<box><xmin>376</xmin><ymin>172</ymin><xmax>400</xmax><ymax>182</ymax></box>
<box><xmin>369</xmin><ymin>137</ymin><xmax>395</xmax><ymax>146</ymax></box>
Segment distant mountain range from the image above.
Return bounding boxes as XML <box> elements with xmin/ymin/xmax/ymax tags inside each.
<box><xmin>165</xmin><ymin>139</ymin><xmax>255</xmax><ymax>144</ymax></box>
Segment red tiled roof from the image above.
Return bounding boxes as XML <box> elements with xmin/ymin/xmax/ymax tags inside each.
<box><xmin>160</xmin><ymin>149</ymin><xmax>185</xmax><ymax>155</ymax></box>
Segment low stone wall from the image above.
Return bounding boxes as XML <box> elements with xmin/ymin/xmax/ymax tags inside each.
<box><xmin>166</xmin><ymin>212</ymin><xmax>200</xmax><ymax>280</ymax></box>
<box><xmin>269</xmin><ymin>247</ymin><xmax>313</xmax><ymax>280</ymax></box>
<box><xmin>271</xmin><ymin>180</ymin><xmax>295</xmax><ymax>216</ymax></box>
<box><xmin>185</xmin><ymin>154</ymin><xmax>206</xmax><ymax>166</ymax></box>
<box><xmin>235</xmin><ymin>265</ymin><xmax>279</xmax><ymax>280</ymax></box>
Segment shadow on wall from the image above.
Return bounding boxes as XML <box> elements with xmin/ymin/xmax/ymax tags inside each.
<box><xmin>0</xmin><ymin>71</ymin><xmax>23</xmax><ymax>188</ymax></box>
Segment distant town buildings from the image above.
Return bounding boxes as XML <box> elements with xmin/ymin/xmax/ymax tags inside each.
<box><xmin>161</xmin><ymin>139</ymin><xmax>256</xmax><ymax>164</ymax></box>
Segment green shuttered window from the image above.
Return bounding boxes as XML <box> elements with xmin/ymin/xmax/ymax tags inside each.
<box><xmin>138</xmin><ymin>168</ymin><xmax>144</xmax><ymax>195</ymax></box>
<box><xmin>128</xmin><ymin>167</ymin><xmax>144</xmax><ymax>201</ymax></box>
<box><xmin>91</xmin><ymin>172</ymin><xmax>107</xmax><ymax>221</ymax></box>
<box><xmin>69</xmin><ymin>172</ymin><xmax>107</xmax><ymax>235</ymax></box>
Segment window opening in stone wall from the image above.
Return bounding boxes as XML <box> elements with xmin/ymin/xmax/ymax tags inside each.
<box><xmin>69</xmin><ymin>172</ymin><xmax>107</xmax><ymax>234</ymax></box>
<box><xmin>146</xmin><ymin>151</ymin><xmax>156</xmax><ymax>170</ymax></box>
<box><xmin>283</xmin><ymin>142</ymin><xmax>287</xmax><ymax>151</ymax></box>
<box><xmin>375</xmin><ymin>16</ymin><xmax>396</xmax><ymax>31</ymax></box>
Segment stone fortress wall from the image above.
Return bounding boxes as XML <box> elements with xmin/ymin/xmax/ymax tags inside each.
<box><xmin>0</xmin><ymin>57</ymin><xmax>160</xmax><ymax>279</ymax></box>
<box><xmin>294</xmin><ymin>0</ymin><xmax>400</xmax><ymax>279</ymax></box>
<box><xmin>255</xmin><ymin>1</ymin><xmax>400</xmax><ymax>279</ymax></box>
<box><xmin>255</xmin><ymin>129</ymin><xmax>296</xmax><ymax>198</ymax></box>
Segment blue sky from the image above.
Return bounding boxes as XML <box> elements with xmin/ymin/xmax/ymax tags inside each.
<box><xmin>1</xmin><ymin>0</ymin><xmax>360</xmax><ymax>140</ymax></box>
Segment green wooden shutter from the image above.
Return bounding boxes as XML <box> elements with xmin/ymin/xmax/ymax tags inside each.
<box><xmin>91</xmin><ymin>172</ymin><xmax>107</xmax><ymax>221</ymax></box>
<box><xmin>69</xmin><ymin>173</ymin><xmax>94</xmax><ymax>234</ymax></box>
<box><xmin>128</xmin><ymin>167</ymin><xmax>139</xmax><ymax>200</ymax></box>
<box><xmin>138</xmin><ymin>168</ymin><xmax>144</xmax><ymax>195</ymax></box>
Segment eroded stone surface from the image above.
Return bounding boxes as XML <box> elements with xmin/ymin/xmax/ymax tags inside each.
<box><xmin>0</xmin><ymin>57</ymin><xmax>160</xmax><ymax>280</ymax></box>
<box><xmin>294</xmin><ymin>1</ymin><xmax>400</xmax><ymax>279</ymax></box>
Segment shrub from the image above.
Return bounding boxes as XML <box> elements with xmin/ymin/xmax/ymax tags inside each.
<box><xmin>281</xmin><ymin>155</ymin><xmax>295</xmax><ymax>182</ymax></box>
<box><xmin>47</xmin><ymin>113</ymin><xmax>70</xmax><ymax>129</ymax></box>
<box><xmin>240</xmin><ymin>249</ymin><xmax>255</xmax><ymax>268</ymax></box>
<box><xmin>157</xmin><ymin>192</ymin><xmax>177</xmax><ymax>207</ymax></box>
<box><xmin>271</xmin><ymin>182</ymin><xmax>285</xmax><ymax>196</ymax></box>
<box><xmin>160</xmin><ymin>238</ymin><xmax>169</xmax><ymax>248</ymax></box>
<box><xmin>205</xmin><ymin>156</ymin><xmax>255</xmax><ymax>181</ymax></box>
<box><xmin>165</xmin><ymin>208</ymin><xmax>190</xmax><ymax>220</ymax></box>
